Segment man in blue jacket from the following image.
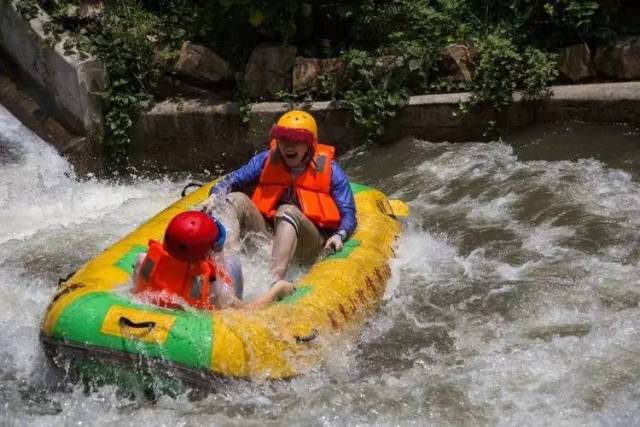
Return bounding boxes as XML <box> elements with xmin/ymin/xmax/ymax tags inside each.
<box><xmin>206</xmin><ymin>110</ymin><xmax>356</xmax><ymax>285</ymax></box>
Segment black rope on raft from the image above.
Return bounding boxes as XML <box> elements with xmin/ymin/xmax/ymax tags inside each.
<box><xmin>295</xmin><ymin>328</ymin><xmax>319</xmax><ymax>344</ymax></box>
<box><xmin>119</xmin><ymin>316</ymin><xmax>156</xmax><ymax>329</ymax></box>
<box><xmin>57</xmin><ymin>270</ymin><xmax>77</xmax><ymax>286</ymax></box>
<box><xmin>181</xmin><ymin>182</ymin><xmax>204</xmax><ymax>197</ymax></box>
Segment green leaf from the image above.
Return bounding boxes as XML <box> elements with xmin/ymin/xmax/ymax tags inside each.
<box><xmin>171</xmin><ymin>28</ymin><xmax>186</xmax><ymax>40</ymax></box>
<box><xmin>408</xmin><ymin>58</ymin><xmax>422</xmax><ymax>72</ymax></box>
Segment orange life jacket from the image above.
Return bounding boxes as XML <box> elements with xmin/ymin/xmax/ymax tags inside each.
<box><xmin>133</xmin><ymin>240</ymin><xmax>229</xmax><ymax>310</ymax></box>
<box><xmin>251</xmin><ymin>142</ymin><xmax>341</xmax><ymax>230</ymax></box>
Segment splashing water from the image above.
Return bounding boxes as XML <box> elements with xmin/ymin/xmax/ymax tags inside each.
<box><xmin>3</xmin><ymin>102</ymin><xmax>640</xmax><ymax>425</ymax></box>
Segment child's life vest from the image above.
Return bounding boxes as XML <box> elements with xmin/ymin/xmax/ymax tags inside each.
<box><xmin>133</xmin><ymin>239</ymin><xmax>233</xmax><ymax>310</ymax></box>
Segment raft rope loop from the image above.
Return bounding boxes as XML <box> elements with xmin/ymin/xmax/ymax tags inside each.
<box><xmin>294</xmin><ymin>328</ymin><xmax>319</xmax><ymax>344</ymax></box>
<box><xmin>181</xmin><ymin>182</ymin><xmax>204</xmax><ymax>197</ymax></box>
<box><xmin>58</xmin><ymin>270</ymin><xmax>78</xmax><ymax>286</ymax></box>
<box><xmin>119</xmin><ymin>316</ymin><xmax>157</xmax><ymax>330</ymax></box>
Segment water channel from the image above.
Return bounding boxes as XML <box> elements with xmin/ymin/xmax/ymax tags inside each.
<box><xmin>2</xmin><ymin>103</ymin><xmax>640</xmax><ymax>425</ymax></box>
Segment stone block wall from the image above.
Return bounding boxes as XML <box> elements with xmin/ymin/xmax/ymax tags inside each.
<box><xmin>0</xmin><ymin>0</ymin><xmax>105</xmax><ymax>138</ymax></box>
<box><xmin>130</xmin><ymin>82</ymin><xmax>640</xmax><ymax>173</ymax></box>
<box><xmin>128</xmin><ymin>99</ymin><xmax>364</xmax><ymax>172</ymax></box>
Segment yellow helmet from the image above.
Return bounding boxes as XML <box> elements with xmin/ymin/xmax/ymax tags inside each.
<box><xmin>269</xmin><ymin>110</ymin><xmax>318</xmax><ymax>147</ymax></box>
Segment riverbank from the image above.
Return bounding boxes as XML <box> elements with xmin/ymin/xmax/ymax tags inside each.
<box><xmin>3</xmin><ymin>46</ymin><xmax>639</xmax><ymax>175</ymax></box>
<box><xmin>127</xmin><ymin>82</ymin><xmax>640</xmax><ymax>173</ymax></box>
<box><xmin>2</xmin><ymin>0</ymin><xmax>640</xmax><ymax>174</ymax></box>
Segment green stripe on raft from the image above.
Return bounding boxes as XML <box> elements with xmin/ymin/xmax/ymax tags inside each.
<box><xmin>114</xmin><ymin>244</ymin><xmax>148</xmax><ymax>274</ymax></box>
<box><xmin>278</xmin><ymin>285</ymin><xmax>313</xmax><ymax>304</ymax></box>
<box><xmin>326</xmin><ymin>239</ymin><xmax>361</xmax><ymax>260</ymax></box>
<box><xmin>53</xmin><ymin>292</ymin><xmax>213</xmax><ymax>369</ymax></box>
<box><xmin>350</xmin><ymin>183</ymin><xmax>373</xmax><ymax>194</ymax></box>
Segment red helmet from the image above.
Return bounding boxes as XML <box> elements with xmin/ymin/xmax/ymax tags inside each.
<box><xmin>164</xmin><ymin>211</ymin><xmax>224</xmax><ymax>261</ymax></box>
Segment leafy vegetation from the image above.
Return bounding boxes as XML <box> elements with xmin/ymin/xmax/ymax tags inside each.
<box><xmin>339</xmin><ymin>51</ymin><xmax>409</xmax><ymax>140</ymax></box>
<box><xmin>13</xmin><ymin>0</ymin><xmax>638</xmax><ymax>162</ymax></box>
<box><xmin>466</xmin><ymin>30</ymin><xmax>558</xmax><ymax>112</ymax></box>
<box><xmin>86</xmin><ymin>4</ymin><xmax>162</xmax><ymax>163</ymax></box>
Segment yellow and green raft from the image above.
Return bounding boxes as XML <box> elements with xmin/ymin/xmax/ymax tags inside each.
<box><xmin>40</xmin><ymin>182</ymin><xmax>407</xmax><ymax>383</ymax></box>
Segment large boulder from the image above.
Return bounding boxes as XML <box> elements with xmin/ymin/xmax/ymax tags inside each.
<box><xmin>292</xmin><ymin>57</ymin><xmax>347</xmax><ymax>94</ymax></box>
<box><xmin>439</xmin><ymin>44</ymin><xmax>479</xmax><ymax>81</ymax></box>
<box><xmin>244</xmin><ymin>45</ymin><xmax>297</xmax><ymax>100</ymax></box>
<box><xmin>558</xmin><ymin>43</ymin><xmax>596</xmax><ymax>82</ymax></box>
<box><xmin>175</xmin><ymin>42</ymin><xmax>233</xmax><ymax>84</ymax></box>
<box><xmin>594</xmin><ymin>37</ymin><xmax>640</xmax><ymax>80</ymax></box>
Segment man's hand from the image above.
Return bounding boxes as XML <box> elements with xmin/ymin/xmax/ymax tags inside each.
<box><xmin>324</xmin><ymin>234</ymin><xmax>344</xmax><ymax>252</ymax></box>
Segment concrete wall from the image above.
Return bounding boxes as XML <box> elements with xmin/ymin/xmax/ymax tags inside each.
<box><xmin>385</xmin><ymin>82</ymin><xmax>640</xmax><ymax>142</ymax></box>
<box><xmin>129</xmin><ymin>99</ymin><xmax>365</xmax><ymax>172</ymax></box>
<box><xmin>130</xmin><ymin>82</ymin><xmax>640</xmax><ymax>172</ymax></box>
<box><xmin>0</xmin><ymin>56</ymin><xmax>103</xmax><ymax>175</ymax></box>
<box><xmin>0</xmin><ymin>0</ymin><xmax>105</xmax><ymax>137</ymax></box>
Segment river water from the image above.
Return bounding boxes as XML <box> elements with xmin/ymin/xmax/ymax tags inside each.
<box><xmin>2</xmin><ymin>102</ymin><xmax>640</xmax><ymax>425</ymax></box>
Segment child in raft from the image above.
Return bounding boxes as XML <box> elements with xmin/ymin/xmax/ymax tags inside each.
<box><xmin>132</xmin><ymin>211</ymin><xmax>293</xmax><ymax>310</ymax></box>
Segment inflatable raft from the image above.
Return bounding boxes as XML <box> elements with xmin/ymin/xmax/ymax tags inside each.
<box><xmin>40</xmin><ymin>181</ymin><xmax>406</xmax><ymax>384</ymax></box>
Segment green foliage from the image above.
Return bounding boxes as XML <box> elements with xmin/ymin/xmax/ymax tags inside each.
<box><xmin>353</xmin><ymin>0</ymin><xmax>468</xmax><ymax>91</ymax></box>
<box><xmin>466</xmin><ymin>31</ymin><xmax>557</xmax><ymax>112</ymax></box>
<box><xmin>275</xmin><ymin>89</ymin><xmax>304</xmax><ymax>108</ymax></box>
<box><xmin>15</xmin><ymin>0</ymin><xmax>39</xmax><ymax>20</ymax></box>
<box><xmin>520</xmin><ymin>47</ymin><xmax>559</xmax><ymax>99</ymax></box>
<box><xmin>340</xmin><ymin>50</ymin><xmax>409</xmax><ymax>140</ymax></box>
<box><xmin>335</xmin><ymin>1</ymin><xmax>469</xmax><ymax>139</ymax></box>
<box><xmin>82</xmin><ymin>2</ymin><xmax>161</xmax><ymax>164</ymax></box>
<box><xmin>238</xmin><ymin>95</ymin><xmax>254</xmax><ymax>125</ymax></box>
<box><xmin>140</xmin><ymin>0</ymin><xmax>360</xmax><ymax>64</ymax></box>
<box><xmin>355</xmin><ymin>0</ymin><xmax>466</xmax><ymax>47</ymax></box>
<box><xmin>463</xmin><ymin>0</ymin><xmax>602</xmax><ymax>45</ymax></box>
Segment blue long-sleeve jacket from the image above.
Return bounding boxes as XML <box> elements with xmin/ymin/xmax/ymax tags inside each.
<box><xmin>211</xmin><ymin>150</ymin><xmax>357</xmax><ymax>237</ymax></box>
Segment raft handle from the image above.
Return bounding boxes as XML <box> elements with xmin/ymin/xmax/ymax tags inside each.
<box><xmin>377</xmin><ymin>199</ymin><xmax>410</xmax><ymax>218</ymax></box>
<box><xmin>181</xmin><ymin>182</ymin><xmax>204</xmax><ymax>197</ymax></box>
<box><xmin>295</xmin><ymin>328</ymin><xmax>318</xmax><ymax>344</ymax></box>
<box><xmin>51</xmin><ymin>283</ymin><xmax>84</xmax><ymax>303</ymax></box>
<box><xmin>119</xmin><ymin>316</ymin><xmax>156</xmax><ymax>330</ymax></box>
<box><xmin>58</xmin><ymin>270</ymin><xmax>77</xmax><ymax>286</ymax></box>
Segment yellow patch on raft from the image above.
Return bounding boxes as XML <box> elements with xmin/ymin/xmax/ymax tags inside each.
<box><xmin>41</xmin><ymin>181</ymin><xmax>404</xmax><ymax>379</ymax></box>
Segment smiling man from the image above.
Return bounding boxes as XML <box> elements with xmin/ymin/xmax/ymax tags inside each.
<box><xmin>207</xmin><ymin>110</ymin><xmax>357</xmax><ymax>286</ymax></box>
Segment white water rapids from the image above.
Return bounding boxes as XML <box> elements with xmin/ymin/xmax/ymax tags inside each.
<box><xmin>2</xmin><ymin>102</ymin><xmax>640</xmax><ymax>425</ymax></box>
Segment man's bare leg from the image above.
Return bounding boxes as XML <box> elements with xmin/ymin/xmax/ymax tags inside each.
<box><xmin>272</xmin><ymin>204</ymin><xmax>323</xmax><ymax>281</ymax></box>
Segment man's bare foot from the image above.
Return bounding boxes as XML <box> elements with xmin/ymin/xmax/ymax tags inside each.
<box><xmin>272</xmin><ymin>280</ymin><xmax>295</xmax><ymax>298</ymax></box>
